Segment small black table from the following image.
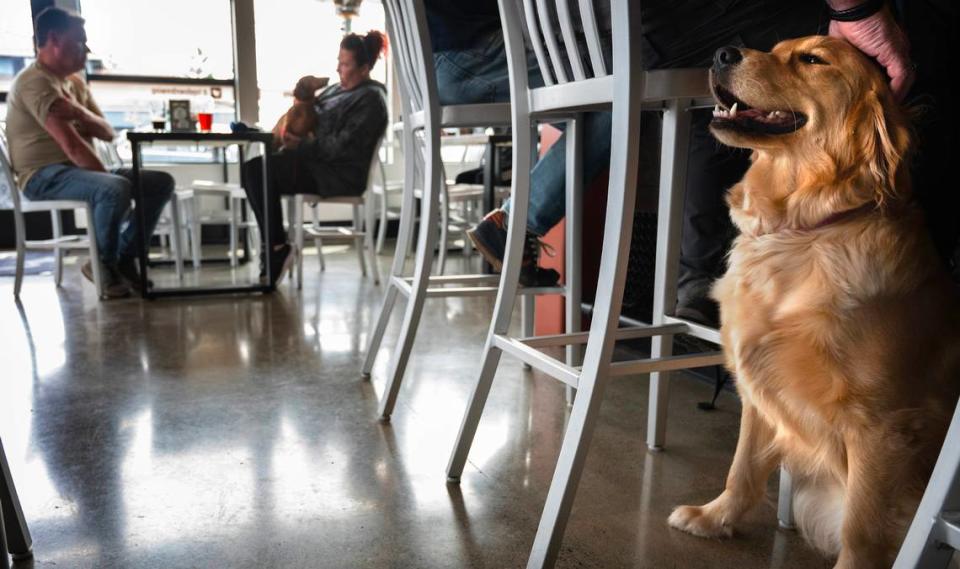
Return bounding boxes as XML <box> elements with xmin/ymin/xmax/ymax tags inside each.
<box><xmin>127</xmin><ymin>131</ymin><xmax>275</xmax><ymax>299</ymax></box>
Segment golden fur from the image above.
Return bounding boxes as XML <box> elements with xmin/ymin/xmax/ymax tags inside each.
<box><xmin>667</xmin><ymin>36</ymin><xmax>960</xmax><ymax>569</ymax></box>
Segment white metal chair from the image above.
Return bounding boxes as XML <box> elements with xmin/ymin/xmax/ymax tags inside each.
<box><xmin>0</xmin><ymin>437</ymin><xmax>33</xmax><ymax>569</ymax></box>
<box><xmin>363</xmin><ymin>0</ymin><xmax>565</xmax><ymax>421</ymax></box>
<box><xmin>284</xmin><ymin>150</ymin><xmax>384</xmax><ymax>289</ymax></box>
<box><xmin>894</xmin><ymin>397</ymin><xmax>960</xmax><ymax>568</ymax></box>
<box><xmin>442</xmin><ymin>2</ymin><xmax>733</xmax><ymax>567</ymax></box>
<box><xmin>184</xmin><ymin>180</ymin><xmax>251</xmax><ymax>269</ymax></box>
<box><xmin>0</xmin><ymin>126</ymin><xmax>104</xmax><ymax>298</ymax></box>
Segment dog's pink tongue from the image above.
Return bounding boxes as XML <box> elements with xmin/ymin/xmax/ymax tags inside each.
<box><xmin>739</xmin><ymin>108</ymin><xmax>767</xmax><ymax>120</ymax></box>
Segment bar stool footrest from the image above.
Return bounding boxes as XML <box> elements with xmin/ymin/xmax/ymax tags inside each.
<box><xmin>388</xmin><ymin>274</ymin><xmax>565</xmax><ymax>298</ymax></box>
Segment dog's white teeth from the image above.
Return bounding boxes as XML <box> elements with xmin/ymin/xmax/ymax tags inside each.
<box><xmin>730</xmin><ymin>102</ymin><xmax>738</xmax><ymax>117</ymax></box>
<box><xmin>767</xmin><ymin>111</ymin><xmax>777</xmax><ymax>119</ymax></box>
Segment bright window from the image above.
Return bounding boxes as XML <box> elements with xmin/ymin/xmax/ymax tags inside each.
<box><xmin>80</xmin><ymin>0</ymin><xmax>234</xmax><ymax>80</ymax></box>
<box><xmin>78</xmin><ymin>0</ymin><xmax>236</xmax><ymax>163</ymax></box>
<box><xmin>254</xmin><ymin>0</ymin><xmax>387</xmax><ymax>130</ymax></box>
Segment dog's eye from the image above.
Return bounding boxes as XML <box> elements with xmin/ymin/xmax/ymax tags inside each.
<box><xmin>798</xmin><ymin>53</ymin><xmax>829</xmax><ymax>65</ymax></box>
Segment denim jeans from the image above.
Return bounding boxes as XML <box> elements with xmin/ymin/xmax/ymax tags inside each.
<box><xmin>435</xmin><ymin>32</ymin><xmax>612</xmax><ymax>236</ymax></box>
<box><xmin>435</xmin><ymin>32</ymin><xmax>543</xmax><ymax>106</ymax></box>
<box><xmin>23</xmin><ymin>164</ymin><xmax>174</xmax><ymax>265</ymax></box>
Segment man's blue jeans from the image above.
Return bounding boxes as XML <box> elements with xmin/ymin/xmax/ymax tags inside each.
<box><xmin>23</xmin><ymin>164</ymin><xmax>174</xmax><ymax>266</ymax></box>
<box><xmin>435</xmin><ymin>33</ymin><xmax>612</xmax><ymax>236</ymax></box>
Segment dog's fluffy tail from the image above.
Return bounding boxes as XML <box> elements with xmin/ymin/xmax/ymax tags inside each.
<box><xmin>792</xmin><ymin>475</ymin><xmax>845</xmax><ymax>557</ymax></box>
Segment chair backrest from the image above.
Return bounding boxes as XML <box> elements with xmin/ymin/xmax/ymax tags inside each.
<box><xmin>382</xmin><ymin>0</ymin><xmax>439</xmax><ymax>125</ymax></box>
<box><xmin>525</xmin><ymin>0</ymin><xmax>612</xmax><ymax>85</ymax></box>
<box><xmin>93</xmin><ymin>138</ymin><xmax>124</xmax><ymax>170</ymax></box>
<box><xmin>382</xmin><ymin>0</ymin><xmax>445</xmax><ymax>206</ymax></box>
<box><xmin>500</xmin><ymin>0</ymin><xmax>638</xmax><ymax>114</ymax></box>
<box><xmin>0</xmin><ymin>124</ymin><xmax>24</xmax><ymax>213</ymax></box>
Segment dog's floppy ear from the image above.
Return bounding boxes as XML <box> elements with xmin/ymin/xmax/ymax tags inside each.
<box><xmin>861</xmin><ymin>88</ymin><xmax>911</xmax><ymax>207</ymax></box>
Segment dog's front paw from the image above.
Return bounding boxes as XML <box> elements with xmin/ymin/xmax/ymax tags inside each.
<box><xmin>668</xmin><ymin>505</ymin><xmax>734</xmax><ymax>538</ymax></box>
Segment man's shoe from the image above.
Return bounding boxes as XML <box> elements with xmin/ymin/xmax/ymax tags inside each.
<box><xmin>116</xmin><ymin>256</ymin><xmax>153</xmax><ymax>292</ymax></box>
<box><xmin>81</xmin><ymin>260</ymin><xmax>131</xmax><ymax>299</ymax></box>
<box><xmin>467</xmin><ymin>209</ymin><xmax>561</xmax><ymax>288</ymax></box>
<box><xmin>467</xmin><ymin>209</ymin><xmax>509</xmax><ymax>271</ymax></box>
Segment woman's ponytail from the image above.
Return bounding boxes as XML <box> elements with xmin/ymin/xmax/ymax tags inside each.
<box><xmin>340</xmin><ymin>29</ymin><xmax>388</xmax><ymax>70</ymax></box>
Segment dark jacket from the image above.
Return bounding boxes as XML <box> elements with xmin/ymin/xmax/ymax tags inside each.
<box><xmin>295</xmin><ymin>79</ymin><xmax>388</xmax><ymax>198</ymax></box>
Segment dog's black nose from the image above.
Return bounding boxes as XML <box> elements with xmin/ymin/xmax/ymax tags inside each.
<box><xmin>714</xmin><ymin>46</ymin><xmax>743</xmax><ymax>69</ymax></box>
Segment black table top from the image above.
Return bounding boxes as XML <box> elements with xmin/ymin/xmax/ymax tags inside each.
<box><xmin>127</xmin><ymin>130</ymin><xmax>273</xmax><ymax>144</ymax></box>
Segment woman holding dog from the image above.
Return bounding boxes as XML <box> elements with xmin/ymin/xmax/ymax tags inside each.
<box><xmin>243</xmin><ymin>31</ymin><xmax>389</xmax><ymax>286</ymax></box>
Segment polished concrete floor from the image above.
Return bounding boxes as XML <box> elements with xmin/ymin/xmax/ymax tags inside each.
<box><xmin>0</xmin><ymin>247</ymin><xmax>834</xmax><ymax>569</ymax></box>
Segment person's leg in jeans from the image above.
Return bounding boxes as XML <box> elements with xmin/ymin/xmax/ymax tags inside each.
<box><xmin>438</xmin><ymin>33</ymin><xmax>612</xmax><ymax>284</ymax></box>
<box><xmin>435</xmin><ymin>32</ymin><xmax>542</xmax><ymax>106</ymax></box>
<box><xmin>468</xmin><ymin>111</ymin><xmax>613</xmax><ymax>286</ymax></box>
<box><xmin>22</xmin><ymin>163</ymin><xmax>134</xmax><ymax>296</ymax></box>
<box><xmin>503</xmin><ymin>112</ymin><xmax>614</xmax><ymax>236</ymax></box>
<box><xmin>108</xmin><ymin>168</ymin><xmax>174</xmax><ymax>288</ymax></box>
<box><xmin>113</xmin><ymin>168</ymin><xmax>175</xmax><ymax>263</ymax></box>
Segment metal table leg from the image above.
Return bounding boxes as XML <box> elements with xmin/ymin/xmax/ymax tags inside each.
<box><xmin>482</xmin><ymin>140</ymin><xmax>496</xmax><ymax>274</ymax></box>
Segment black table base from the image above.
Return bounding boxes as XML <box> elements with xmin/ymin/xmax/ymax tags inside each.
<box><xmin>128</xmin><ymin>131</ymin><xmax>275</xmax><ymax>299</ymax></box>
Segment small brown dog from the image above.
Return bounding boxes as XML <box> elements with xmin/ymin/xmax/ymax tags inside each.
<box><xmin>272</xmin><ymin>75</ymin><xmax>328</xmax><ymax>148</ymax></box>
<box><xmin>667</xmin><ymin>36</ymin><xmax>960</xmax><ymax>569</ymax></box>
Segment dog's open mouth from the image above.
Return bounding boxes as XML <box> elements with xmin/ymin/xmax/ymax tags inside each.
<box><xmin>711</xmin><ymin>83</ymin><xmax>807</xmax><ymax>135</ymax></box>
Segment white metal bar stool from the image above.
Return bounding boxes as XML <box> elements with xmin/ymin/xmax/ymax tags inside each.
<box><xmin>894</xmin><ymin>397</ymin><xmax>960</xmax><ymax>568</ymax></box>
<box><xmin>442</xmin><ymin>2</ymin><xmax>731</xmax><ymax>567</ymax></box>
<box><xmin>362</xmin><ymin>0</ymin><xmax>567</xmax><ymax>421</ymax></box>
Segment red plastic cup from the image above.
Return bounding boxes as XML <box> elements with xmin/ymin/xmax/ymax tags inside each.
<box><xmin>197</xmin><ymin>112</ymin><xmax>213</xmax><ymax>132</ymax></box>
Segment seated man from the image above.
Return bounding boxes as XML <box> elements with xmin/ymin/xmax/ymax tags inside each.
<box><xmin>6</xmin><ymin>7</ymin><xmax>174</xmax><ymax>298</ymax></box>
<box><xmin>243</xmin><ymin>31</ymin><xmax>389</xmax><ymax>286</ymax></box>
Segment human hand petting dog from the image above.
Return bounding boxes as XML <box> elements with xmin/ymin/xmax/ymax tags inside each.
<box><xmin>827</xmin><ymin>1</ymin><xmax>914</xmax><ymax>100</ymax></box>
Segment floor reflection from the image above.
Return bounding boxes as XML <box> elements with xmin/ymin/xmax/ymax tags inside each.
<box><xmin>1</xmin><ymin>250</ymin><xmax>832</xmax><ymax>568</ymax></box>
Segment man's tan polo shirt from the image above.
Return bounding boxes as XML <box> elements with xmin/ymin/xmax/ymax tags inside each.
<box><xmin>6</xmin><ymin>61</ymin><xmax>102</xmax><ymax>189</ymax></box>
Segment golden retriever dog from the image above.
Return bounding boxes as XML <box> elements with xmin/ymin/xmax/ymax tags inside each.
<box><xmin>667</xmin><ymin>35</ymin><xmax>960</xmax><ymax>568</ymax></box>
